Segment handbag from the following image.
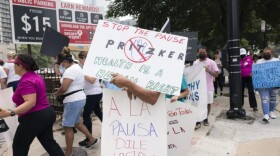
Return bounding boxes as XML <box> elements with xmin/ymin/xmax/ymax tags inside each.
<box><xmin>0</xmin><ymin>119</ymin><xmax>9</xmax><ymax>133</ymax></box>
<box><xmin>56</xmin><ymin>89</ymin><xmax>83</xmax><ymax>104</ymax></box>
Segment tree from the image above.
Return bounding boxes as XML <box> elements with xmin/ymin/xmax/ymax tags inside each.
<box><xmin>17</xmin><ymin>45</ymin><xmax>54</xmax><ymax>68</ymax></box>
<box><xmin>107</xmin><ymin>0</ymin><xmax>280</xmax><ymax>50</ymax></box>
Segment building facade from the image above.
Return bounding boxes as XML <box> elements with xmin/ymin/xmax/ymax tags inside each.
<box><xmin>0</xmin><ymin>0</ymin><xmax>12</xmax><ymax>44</ymax></box>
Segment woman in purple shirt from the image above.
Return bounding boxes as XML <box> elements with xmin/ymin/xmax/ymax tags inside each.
<box><xmin>0</xmin><ymin>54</ymin><xmax>64</xmax><ymax>156</ymax></box>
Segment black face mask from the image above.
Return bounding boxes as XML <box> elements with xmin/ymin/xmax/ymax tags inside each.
<box><xmin>240</xmin><ymin>55</ymin><xmax>246</xmax><ymax>59</ymax></box>
<box><xmin>263</xmin><ymin>54</ymin><xmax>271</xmax><ymax>60</ymax></box>
<box><xmin>198</xmin><ymin>54</ymin><xmax>206</xmax><ymax>60</ymax></box>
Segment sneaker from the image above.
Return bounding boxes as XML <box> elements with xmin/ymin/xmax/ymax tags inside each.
<box><xmin>253</xmin><ymin>108</ymin><xmax>258</xmax><ymax>112</ymax></box>
<box><xmin>85</xmin><ymin>138</ymin><xmax>99</xmax><ymax>149</ymax></box>
<box><xmin>203</xmin><ymin>118</ymin><xmax>209</xmax><ymax>126</ymax></box>
<box><xmin>269</xmin><ymin>112</ymin><xmax>277</xmax><ymax>119</ymax></box>
<box><xmin>79</xmin><ymin>138</ymin><xmax>89</xmax><ymax>146</ymax></box>
<box><xmin>220</xmin><ymin>92</ymin><xmax>223</xmax><ymax>96</ymax></box>
<box><xmin>214</xmin><ymin>94</ymin><xmax>217</xmax><ymax>98</ymax></box>
<box><xmin>262</xmin><ymin>114</ymin><xmax>270</xmax><ymax>122</ymax></box>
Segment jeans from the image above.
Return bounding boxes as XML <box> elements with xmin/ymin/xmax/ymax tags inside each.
<box><xmin>83</xmin><ymin>93</ymin><xmax>103</xmax><ymax>134</ymax></box>
<box><xmin>13</xmin><ymin>107</ymin><xmax>64</xmax><ymax>156</ymax></box>
<box><xmin>258</xmin><ymin>88</ymin><xmax>279</xmax><ymax>115</ymax></box>
<box><xmin>242</xmin><ymin>76</ymin><xmax>257</xmax><ymax>108</ymax></box>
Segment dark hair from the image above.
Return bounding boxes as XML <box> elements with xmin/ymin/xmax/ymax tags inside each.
<box><xmin>78</xmin><ymin>51</ymin><xmax>87</xmax><ymax>58</ymax></box>
<box><xmin>56</xmin><ymin>46</ymin><xmax>73</xmax><ymax>64</ymax></box>
<box><xmin>0</xmin><ymin>59</ymin><xmax>4</xmax><ymax>66</ymax></box>
<box><xmin>16</xmin><ymin>54</ymin><xmax>39</xmax><ymax>71</ymax></box>
<box><xmin>253</xmin><ymin>54</ymin><xmax>259</xmax><ymax>59</ymax></box>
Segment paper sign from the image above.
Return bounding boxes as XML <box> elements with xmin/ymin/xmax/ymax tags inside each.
<box><xmin>167</xmin><ymin>100</ymin><xmax>198</xmax><ymax>155</ymax></box>
<box><xmin>252</xmin><ymin>61</ymin><xmax>280</xmax><ymax>89</ymax></box>
<box><xmin>0</xmin><ymin>87</ymin><xmax>18</xmax><ymax>147</ymax></box>
<box><xmin>83</xmin><ymin>20</ymin><xmax>188</xmax><ymax>96</ymax></box>
<box><xmin>101</xmin><ymin>89</ymin><xmax>167</xmax><ymax>156</ymax></box>
<box><xmin>185</xmin><ymin>64</ymin><xmax>208</xmax><ymax>122</ymax></box>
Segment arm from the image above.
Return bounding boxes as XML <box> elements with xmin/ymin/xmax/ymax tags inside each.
<box><xmin>0</xmin><ymin>78</ymin><xmax>7</xmax><ymax>89</ymax></box>
<box><xmin>170</xmin><ymin>88</ymin><xmax>189</xmax><ymax>103</ymax></box>
<box><xmin>54</xmin><ymin>64</ymin><xmax>62</xmax><ymax>76</ymax></box>
<box><xmin>0</xmin><ymin>93</ymin><xmax>36</xmax><ymax>118</ymax></box>
<box><xmin>110</xmin><ymin>74</ymin><xmax>160</xmax><ymax>105</ymax></box>
<box><xmin>85</xmin><ymin>75</ymin><xmax>96</xmax><ymax>84</ymax></box>
<box><xmin>55</xmin><ymin>78</ymin><xmax>72</xmax><ymax>96</ymax></box>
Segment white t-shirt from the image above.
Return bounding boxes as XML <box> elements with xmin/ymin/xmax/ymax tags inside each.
<box><xmin>84</xmin><ymin>77</ymin><xmax>102</xmax><ymax>95</ymax></box>
<box><xmin>3</xmin><ymin>62</ymin><xmax>20</xmax><ymax>84</ymax></box>
<box><xmin>61</xmin><ymin>64</ymin><xmax>86</xmax><ymax>103</ymax></box>
<box><xmin>0</xmin><ymin>66</ymin><xmax>7</xmax><ymax>79</ymax></box>
<box><xmin>256</xmin><ymin>58</ymin><xmax>279</xmax><ymax>64</ymax></box>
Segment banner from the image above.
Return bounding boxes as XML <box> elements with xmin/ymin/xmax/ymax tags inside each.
<box><xmin>166</xmin><ymin>100</ymin><xmax>198</xmax><ymax>155</ymax></box>
<box><xmin>185</xmin><ymin>64</ymin><xmax>208</xmax><ymax>121</ymax></box>
<box><xmin>0</xmin><ymin>88</ymin><xmax>18</xmax><ymax>147</ymax></box>
<box><xmin>101</xmin><ymin>89</ymin><xmax>167</xmax><ymax>156</ymax></box>
<box><xmin>57</xmin><ymin>1</ymin><xmax>104</xmax><ymax>44</ymax></box>
<box><xmin>252</xmin><ymin>61</ymin><xmax>280</xmax><ymax>89</ymax></box>
<box><xmin>10</xmin><ymin>0</ymin><xmax>104</xmax><ymax>45</ymax></box>
<box><xmin>83</xmin><ymin>20</ymin><xmax>188</xmax><ymax>96</ymax></box>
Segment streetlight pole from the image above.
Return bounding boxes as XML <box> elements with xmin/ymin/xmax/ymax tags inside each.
<box><xmin>261</xmin><ymin>20</ymin><xmax>267</xmax><ymax>48</ymax></box>
<box><xmin>226</xmin><ymin>0</ymin><xmax>246</xmax><ymax>119</ymax></box>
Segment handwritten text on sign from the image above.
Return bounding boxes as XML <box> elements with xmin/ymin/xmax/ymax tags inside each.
<box><xmin>101</xmin><ymin>89</ymin><xmax>167</xmax><ymax>156</ymax></box>
<box><xmin>83</xmin><ymin>20</ymin><xmax>188</xmax><ymax>96</ymax></box>
<box><xmin>252</xmin><ymin>60</ymin><xmax>280</xmax><ymax>89</ymax></box>
<box><xmin>167</xmin><ymin>101</ymin><xmax>198</xmax><ymax>156</ymax></box>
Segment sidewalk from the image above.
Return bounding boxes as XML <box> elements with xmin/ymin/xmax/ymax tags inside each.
<box><xmin>1</xmin><ymin>86</ymin><xmax>280</xmax><ymax>156</ymax></box>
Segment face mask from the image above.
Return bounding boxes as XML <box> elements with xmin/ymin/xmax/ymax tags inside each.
<box><xmin>240</xmin><ymin>55</ymin><xmax>246</xmax><ymax>59</ymax></box>
<box><xmin>198</xmin><ymin>54</ymin><xmax>206</xmax><ymax>60</ymax></box>
<box><xmin>263</xmin><ymin>54</ymin><xmax>271</xmax><ymax>60</ymax></box>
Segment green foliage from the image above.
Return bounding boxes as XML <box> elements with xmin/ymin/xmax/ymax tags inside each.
<box><xmin>107</xmin><ymin>0</ymin><xmax>280</xmax><ymax>51</ymax></box>
<box><xmin>17</xmin><ymin>45</ymin><xmax>54</xmax><ymax>68</ymax></box>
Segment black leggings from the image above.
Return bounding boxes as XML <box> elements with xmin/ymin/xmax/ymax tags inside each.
<box><xmin>83</xmin><ymin>93</ymin><xmax>103</xmax><ymax>134</ymax></box>
<box><xmin>214</xmin><ymin>73</ymin><xmax>224</xmax><ymax>94</ymax></box>
<box><xmin>13</xmin><ymin>107</ymin><xmax>64</xmax><ymax>156</ymax></box>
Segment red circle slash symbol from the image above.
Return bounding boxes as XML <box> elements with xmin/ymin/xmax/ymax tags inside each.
<box><xmin>124</xmin><ymin>37</ymin><xmax>153</xmax><ymax>63</ymax></box>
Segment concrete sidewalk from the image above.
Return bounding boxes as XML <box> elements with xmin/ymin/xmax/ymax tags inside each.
<box><xmin>0</xmin><ymin>86</ymin><xmax>280</xmax><ymax>156</ymax></box>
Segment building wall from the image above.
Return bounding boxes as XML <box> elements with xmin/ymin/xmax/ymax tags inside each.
<box><xmin>0</xmin><ymin>0</ymin><xmax>12</xmax><ymax>43</ymax></box>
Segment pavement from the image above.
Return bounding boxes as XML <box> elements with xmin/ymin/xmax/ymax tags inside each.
<box><xmin>1</xmin><ymin>86</ymin><xmax>280</xmax><ymax>156</ymax></box>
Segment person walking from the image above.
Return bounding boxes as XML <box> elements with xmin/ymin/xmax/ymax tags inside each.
<box><xmin>0</xmin><ymin>54</ymin><xmax>64</xmax><ymax>156</ymax></box>
<box><xmin>193</xmin><ymin>47</ymin><xmax>219</xmax><ymax>126</ymax></box>
<box><xmin>240</xmin><ymin>48</ymin><xmax>258</xmax><ymax>111</ymax></box>
<box><xmin>3</xmin><ymin>51</ymin><xmax>20</xmax><ymax>91</ymax></box>
<box><xmin>77</xmin><ymin>51</ymin><xmax>103</xmax><ymax>146</ymax></box>
<box><xmin>255</xmin><ymin>47</ymin><xmax>279</xmax><ymax>122</ymax></box>
<box><xmin>213</xmin><ymin>50</ymin><xmax>224</xmax><ymax>97</ymax></box>
<box><xmin>55</xmin><ymin>47</ymin><xmax>99</xmax><ymax>156</ymax></box>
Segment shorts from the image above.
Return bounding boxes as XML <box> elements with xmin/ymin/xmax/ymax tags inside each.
<box><xmin>207</xmin><ymin>91</ymin><xmax>214</xmax><ymax>104</ymax></box>
<box><xmin>62</xmin><ymin>99</ymin><xmax>86</xmax><ymax>127</ymax></box>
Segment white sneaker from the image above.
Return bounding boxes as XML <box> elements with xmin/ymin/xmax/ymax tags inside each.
<box><xmin>269</xmin><ymin>112</ymin><xmax>277</xmax><ymax>119</ymax></box>
<box><xmin>263</xmin><ymin>114</ymin><xmax>270</xmax><ymax>122</ymax></box>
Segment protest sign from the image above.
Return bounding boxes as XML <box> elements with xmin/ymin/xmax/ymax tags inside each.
<box><xmin>0</xmin><ymin>88</ymin><xmax>18</xmax><ymax>147</ymax></box>
<box><xmin>166</xmin><ymin>100</ymin><xmax>198</xmax><ymax>155</ymax></box>
<box><xmin>185</xmin><ymin>64</ymin><xmax>208</xmax><ymax>122</ymax></box>
<box><xmin>83</xmin><ymin>20</ymin><xmax>188</xmax><ymax>96</ymax></box>
<box><xmin>101</xmin><ymin>88</ymin><xmax>167</xmax><ymax>156</ymax></box>
<box><xmin>252</xmin><ymin>61</ymin><xmax>280</xmax><ymax>89</ymax></box>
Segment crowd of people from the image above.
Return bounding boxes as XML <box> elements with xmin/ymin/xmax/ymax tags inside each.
<box><xmin>0</xmin><ymin>45</ymin><xmax>279</xmax><ymax>155</ymax></box>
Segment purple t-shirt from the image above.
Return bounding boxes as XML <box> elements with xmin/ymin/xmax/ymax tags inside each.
<box><xmin>12</xmin><ymin>71</ymin><xmax>49</xmax><ymax>116</ymax></box>
<box><xmin>240</xmin><ymin>56</ymin><xmax>253</xmax><ymax>77</ymax></box>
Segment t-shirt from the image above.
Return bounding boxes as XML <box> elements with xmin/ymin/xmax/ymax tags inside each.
<box><xmin>165</xmin><ymin>75</ymin><xmax>188</xmax><ymax>102</ymax></box>
<box><xmin>240</xmin><ymin>56</ymin><xmax>253</xmax><ymax>77</ymax></box>
<box><xmin>193</xmin><ymin>58</ymin><xmax>219</xmax><ymax>91</ymax></box>
<box><xmin>61</xmin><ymin>64</ymin><xmax>86</xmax><ymax>103</ymax></box>
<box><xmin>256</xmin><ymin>58</ymin><xmax>279</xmax><ymax>64</ymax></box>
<box><xmin>0</xmin><ymin>66</ymin><xmax>7</xmax><ymax>79</ymax></box>
<box><xmin>3</xmin><ymin>61</ymin><xmax>20</xmax><ymax>84</ymax></box>
<box><xmin>12</xmin><ymin>71</ymin><xmax>49</xmax><ymax>116</ymax></box>
<box><xmin>84</xmin><ymin>77</ymin><xmax>102</xmax><ymax>95</ymax></box>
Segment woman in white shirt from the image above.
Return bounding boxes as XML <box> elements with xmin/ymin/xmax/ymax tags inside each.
<box><xmin>3</xmin><ymin>51</ymin><xmax>20</xmax><ymax>91</ymax></box>
<box><xmin>55</xmin><ymin>47</ymin><xmax>98</xmax><ymax>156</ymax></box>
<box><xmin>77</xmin><ymin>51</ymin><xmax>103</xmax><ymax>147</ymax></box>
